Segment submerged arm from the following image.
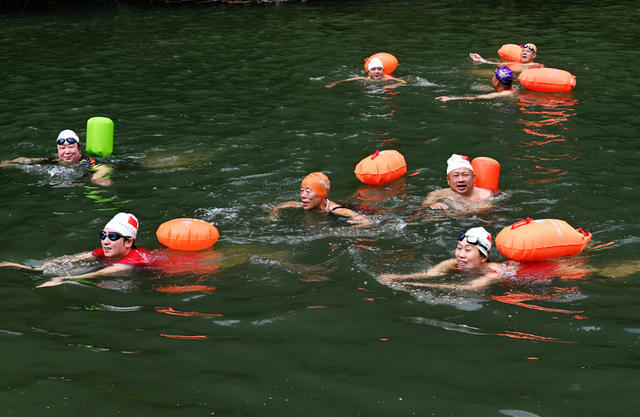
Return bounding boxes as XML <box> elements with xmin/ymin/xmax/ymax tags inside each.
<box><xmin>91</xmin><ymin>164</ymin><xmax>113</xmax><ymax>187</ymax></box>
<box><xmin>325</xmin><ymin>77</ymin><xmax>367</xmax><ymax>88</ymax></box>
<box><xmin>269</xmin><ymin>201</ymin><xmax>303</xmax><ymax>217</ymax></box>
<box><xmin>331</xmin><ymin>207</ymin><xmax>372</xmax><ymax>228</ymax></box>
<box><xmin>381</xmin><ymin>259</ymin><xmax>457</xmax><ymax>282</ymax></box>
<box><xmin>37</xmin><ymin>263</ymin><xmax>134</xmax><ymax>288</ymax></box>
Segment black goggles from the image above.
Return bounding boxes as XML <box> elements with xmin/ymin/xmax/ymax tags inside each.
<box><xmin>99</xmin><ymin>231</ymin><xmax>129</xmax><ymax>241</ymax></box>
<box><xmin>457</xmin><ymin>233</ymin><xmax>488</xmax><ymax>252</ymax></box>
<box><xmin>522</xmin><ymin>44</ymin><xmax>535</xmax><ymax>52</ymax></box>
<box><xmin>56</xmin><ymin>138</ymin><xmax>79</xmax><ymax>146</ymax></box>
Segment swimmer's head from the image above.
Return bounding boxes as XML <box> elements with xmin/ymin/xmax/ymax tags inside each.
<box><xmin>104</xmin><ymin>212</ymin><xmax>139</xmax><ymax>239</ymax></box>
<box><xmin>301</xmin><ymin>172</ymin><xmax>330</xmax><ymax>200</ymax></box>
<box><xmin>494</xmin><ymin>66</ymin><xmax>514</xmax><ymax>87</ymax></box>
<box><xmin>446</xmin><ymin>154</ymin><xmax>473</xmax><ymax>175</ymax></box>
<box><xmin>458</xmin><ymin>227</ymin><xmax>492</xmax><ymax>258</ymax></box>
<box><xmin>520</xmin><ymin>43</ymin><xmax>537</xmax><ymax>63</ymax></box>
<box><xmin>367</xmin><ymin>57</ymin><xmax>384</xmax><ymax>71</ymax></box>
<box><xmin>446</xmin><ymin>154</ymin><xmax>475</xmax><ymax>195</ymax></box>
<box><xmin>56</xmin><ymin>129</ymin><xmax>82</xmax><ymax>164</ymax></box>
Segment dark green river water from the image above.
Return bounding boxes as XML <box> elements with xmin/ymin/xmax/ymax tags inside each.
<box><xmin>1</xmin><ymin>1</ymin><xmax>639</xmax><ymax>416</ymax></box>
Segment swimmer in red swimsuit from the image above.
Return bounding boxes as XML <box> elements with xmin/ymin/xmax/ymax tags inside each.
<box><xmin>380</xmin><ymin>227</ymin><xmax>509</xmax><ymax>291</ymax></box>
<box><xmin>0</xmin><ymin>212</ymin><xmax>153</xmax><ymax>288</ymax></box>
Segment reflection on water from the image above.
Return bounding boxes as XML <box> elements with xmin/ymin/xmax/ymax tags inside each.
<box><xmin>513</xmin><ymin>91</ymin><xmax>580</xmax><ymax>184</ymax></box>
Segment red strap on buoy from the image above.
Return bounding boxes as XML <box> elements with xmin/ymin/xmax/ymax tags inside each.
<box><xmin>588</xmin><ymin>241</ymin><xmax>615</xmax><ymax>250</ymax></box>
<box><xmin>511</xmin><ymin>217</ymin><xmax>533</xmax><ymax>230</ymax></box>
<box><xmin>370</xmin><ymin>150</ymin><xmax>380</xmax><ymax>160</ymax></box>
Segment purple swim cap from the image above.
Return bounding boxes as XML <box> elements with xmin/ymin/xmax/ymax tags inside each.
<box><xmin>495</xmin><ymin>66</ymin><xmax>514</xmax><ymax>86</ymax></box>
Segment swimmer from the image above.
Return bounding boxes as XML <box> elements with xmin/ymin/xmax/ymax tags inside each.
<box><xmin>380</xmin><ymin>227</ymin><xmax>508</xmax><ymax>291</ymax></box>
<box><xmin>469</xmin><ymin>43</ymin><xmax>542</xmax><ymax>71</ymax></box>
<box><xmin>422</xmin><ymin>154</ymin><xmax>493</xmax><ymax>212</ymax></box>
<box><xmin>270</xmin><ymin>172</ymin><xmax>372</xmax><ymax>227</ymax></box>
<box><xmin>436</xmin><ymin>66</ymin><xmax>516</xmax><ymax>102</ymax></box>
<box><xmin>0</xmin><ymin>212</ymin><xmax>151</xmax><ymax>288</ymax></box>
<box><xmin>325</xmin><ymin>57</ymin><xmax>407</xmax><ymax>89</ymax></box>
<box><xmin>0</xmin><ymin>129</ymin><xmax>113</xmax><ymax>186</ymax></box>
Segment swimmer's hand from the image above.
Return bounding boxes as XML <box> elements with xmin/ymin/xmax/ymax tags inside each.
<box><xmin>469</xmin><ymin>53</ymin><xmax>488</xmax><ymax>63</ymax></box>
<box><xmin>37</xmin><ymin>277</ymin><xmax>66</xmax><ymax>288</ymax></box>
<box><xmin>436</xmin><ymin>96</ymin><xmax>454</xmax><ymax>103</ymax></box>
<box><xmin>36</xmin><ymin>277</ymin><xmax>84</xmax><ymax>288</ymax></box>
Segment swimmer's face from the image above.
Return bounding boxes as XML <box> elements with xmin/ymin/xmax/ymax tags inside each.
<box><xmin>367</xmin><ymin>66</ymin><xmax>384</xmax><ymax>80</ymax></box>
<box><xmin>447</xmin><ymin>168</ymin><xmax>475</xmax><ymax>196</ymax></box>
<box><xmin>100</xmin><ymin>227</ymin><xmax>133</xmax><ymax>258</ymax></box>
<box><xmin>300</xmin><ymin>186</ymin><xmax>324</xmax><ymax>210</ymax></box>
<box><xmin>520</xmin><ymin>46</ymin><xmax>536</xmax><ymax>63</ymax></box>
<box><xmin>455</xmin><ymin>241</ymin><xmax>486</xmax><ymax>269</ymax></box>
<box><xmin>57</xmin><ymin>142</ymin><xmax>82</xmax><ymax>164</ymax></box>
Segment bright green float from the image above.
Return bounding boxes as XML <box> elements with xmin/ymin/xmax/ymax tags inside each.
<box><xmin>86</xmin><ymin>117</ymin><xmax>114</xmax><ymax>157</ymax></box>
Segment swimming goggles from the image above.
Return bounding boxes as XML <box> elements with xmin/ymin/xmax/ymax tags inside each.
<box><xmin>99</xmin><ymin>231</ymin><xmax>128</xmax><ymax>241</ymax></box>
<box><xmin>56</xmin><ymin>137</ymin><xmax>79</xmax><ymax>145</ymax></box>
<box><xmin>522</xmin><ymin>44</ymin><xmax>536</xmax><ymax>52</ymax></box>
<box><xmin>457</xmin><ymin>233</ymin><xmax>489</xmax><ymax>252</ymax></box>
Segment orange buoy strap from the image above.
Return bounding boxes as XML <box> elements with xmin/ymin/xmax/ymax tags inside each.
<box><xmin>371</xmin><ymin>150</ymin><xmax>380</xmax><ymax>160</ymax></box>
<box><xmin>588</xmin><ymin>241</ymin><xmax>615</xmax><ymax>250</ymax></box>
<box><xmin>511</xmin><ymin>217</ymin><xmax>534</xmax><ymax>230</ymax></box>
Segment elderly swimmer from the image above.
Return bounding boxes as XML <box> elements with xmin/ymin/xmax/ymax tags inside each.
<box><xmin>1</xmin><ymin>129</ymin><xmax>113</xmax><ymax>186</ymax></box>
<box><xmin>380</xmin><ymin>227</ymin><xmax>506</xmax><ymax>291</ymax></box>
<box><xmin>422</xmin><ymin>154</ymin><xmax>493</xmax><ymax>212</ymax></box>
<box><xmin>325</xmin><ymin>57</ymin><xmax>407</xmax><ymax>89</ymax></box>
<box><xmin>437</xmin><ymin>66</ymin><xmax>516</xmax><ymax>102</ymax></box>
<box><xmin>0</xmin><ymin>213</ymin><xmax>152</xmax><ymax>287</ymax></box>
<box><xmin>470</xmin><ymin>42</ymin><xmax>542</xmax><ymax>71</ymax></box>
<box><xmin>270</xmin><ymin>172</ymin><xmax>372</xmax><ymax>227</ymax></box>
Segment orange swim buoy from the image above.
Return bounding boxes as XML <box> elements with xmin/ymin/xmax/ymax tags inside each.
<box><xmin>519</xmin><ymin>68</ymin><xmax>576</xmax><ymax>92</ymax></box>
<box><xmin>497</xmin><ymin>44</ymin><xmax>522</xmax><ymax>62</ymax></box>
<box><xmin>363</xmin><ymin>52</ymin><xmax>398</xmax><ymax>75</ymax></box>
<box><xmin>471</xmin><ymin>157</ymin><xmax>500</xmax><ymax>191</ymax></box>
<box><xmin>156</xmin><ymin>218</ymin><xmax>220</xmax><ymax>251</ymax></box>
<box><xmin>354</xmin><ymin>150</ymin><xmax>407</xmax><ymax>186</ymax></box>
<box><xmin>496</xmin><ymin>218</ymin><xmax>592</xmax><ymax>261</ymax></box>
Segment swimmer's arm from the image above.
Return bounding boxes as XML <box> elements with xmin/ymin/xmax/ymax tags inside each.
<box><xmin>269</xmin><ymin>201</ymin><xmax>303</xmax><ymax>217</ymax></box>
<box><xmin>0</xmin><ymin>157</ymin><xmax>46</xmax><ymax>167</ymax></box>
<box><xmin>469</xmin><ymin>53</ymin><xmax>503</xmax><ymax>65</ymax></box>
<box><xmin>383</xmin><ymin>75</ymin><xmax>407</xmax><ymax>89</ymax></box>
<box><xmin>0</xmin><ymin>251</ymin><xmax>94</xmax><ymax>271</ymax></box>
<box><xmin>38</xmin><ymin>251</ymin><xmax>95</xmax><ymax>271</ymax></box>
<box><xmin>381</xmin><ymin>259</ymin><xmax>457</xmax><ymax>282</ymax></box>
<box><xmin>437</xmin><ymin>90</ymin><xmax>515</xmax><ymax>102</ymax></box>
<box><xmin>90</xmin><ymin>164</ymin><xmax>113</xmax><ymax>187</ymax></box>
<box><xmin>404</xmin><ymin>274</ymin><xmax>499</xmax><ymax>291</ymax></box>
<box><xmin>331</xmin><ymin>207</ymin><xmax>372</xmax><ymax>228</ymax></box>
<box><xmin>325</xmin><ymin>77</ymin><xmax>366</xmax><ymax>88</ymax></box>
<box><xmin>37</xmin><ymin>263</ymin><xmax>134</xmax><ymax>288</ymax></box>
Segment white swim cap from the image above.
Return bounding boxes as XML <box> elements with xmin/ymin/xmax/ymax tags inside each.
<box><xmin>56</xmin><ymin>129</ymin><xmax>80</xmax><ymax>144</ymax></box>
<box><xmin>460</xmin><ymin>226</ymin><xmax>492</xmax><ymax>257</ymax></box>
<box><xmin>446</xmin><ymin>154</ymin><xmax>473</xmax><ymax>175</ymax></box>
<box><xmin>104</xmin><ymin>213</ymin><xmax>139</xmax><ymax>239</ymax></box>
<box><xmin>367</xmin><ymin>57</ymin><xmax>384</xmax><ymax>71</ymax></box>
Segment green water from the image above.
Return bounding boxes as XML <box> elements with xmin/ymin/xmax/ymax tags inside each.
<box><xmin>1</xmin><ymin>1</ymin><xmax>639</xmax><ymax>416</ymax></box>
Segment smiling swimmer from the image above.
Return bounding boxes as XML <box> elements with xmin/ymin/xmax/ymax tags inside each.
<box><xmin>270</xmin><ymin>172</ymin><xmax>372</xmax><ymax>227</ymax></box>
